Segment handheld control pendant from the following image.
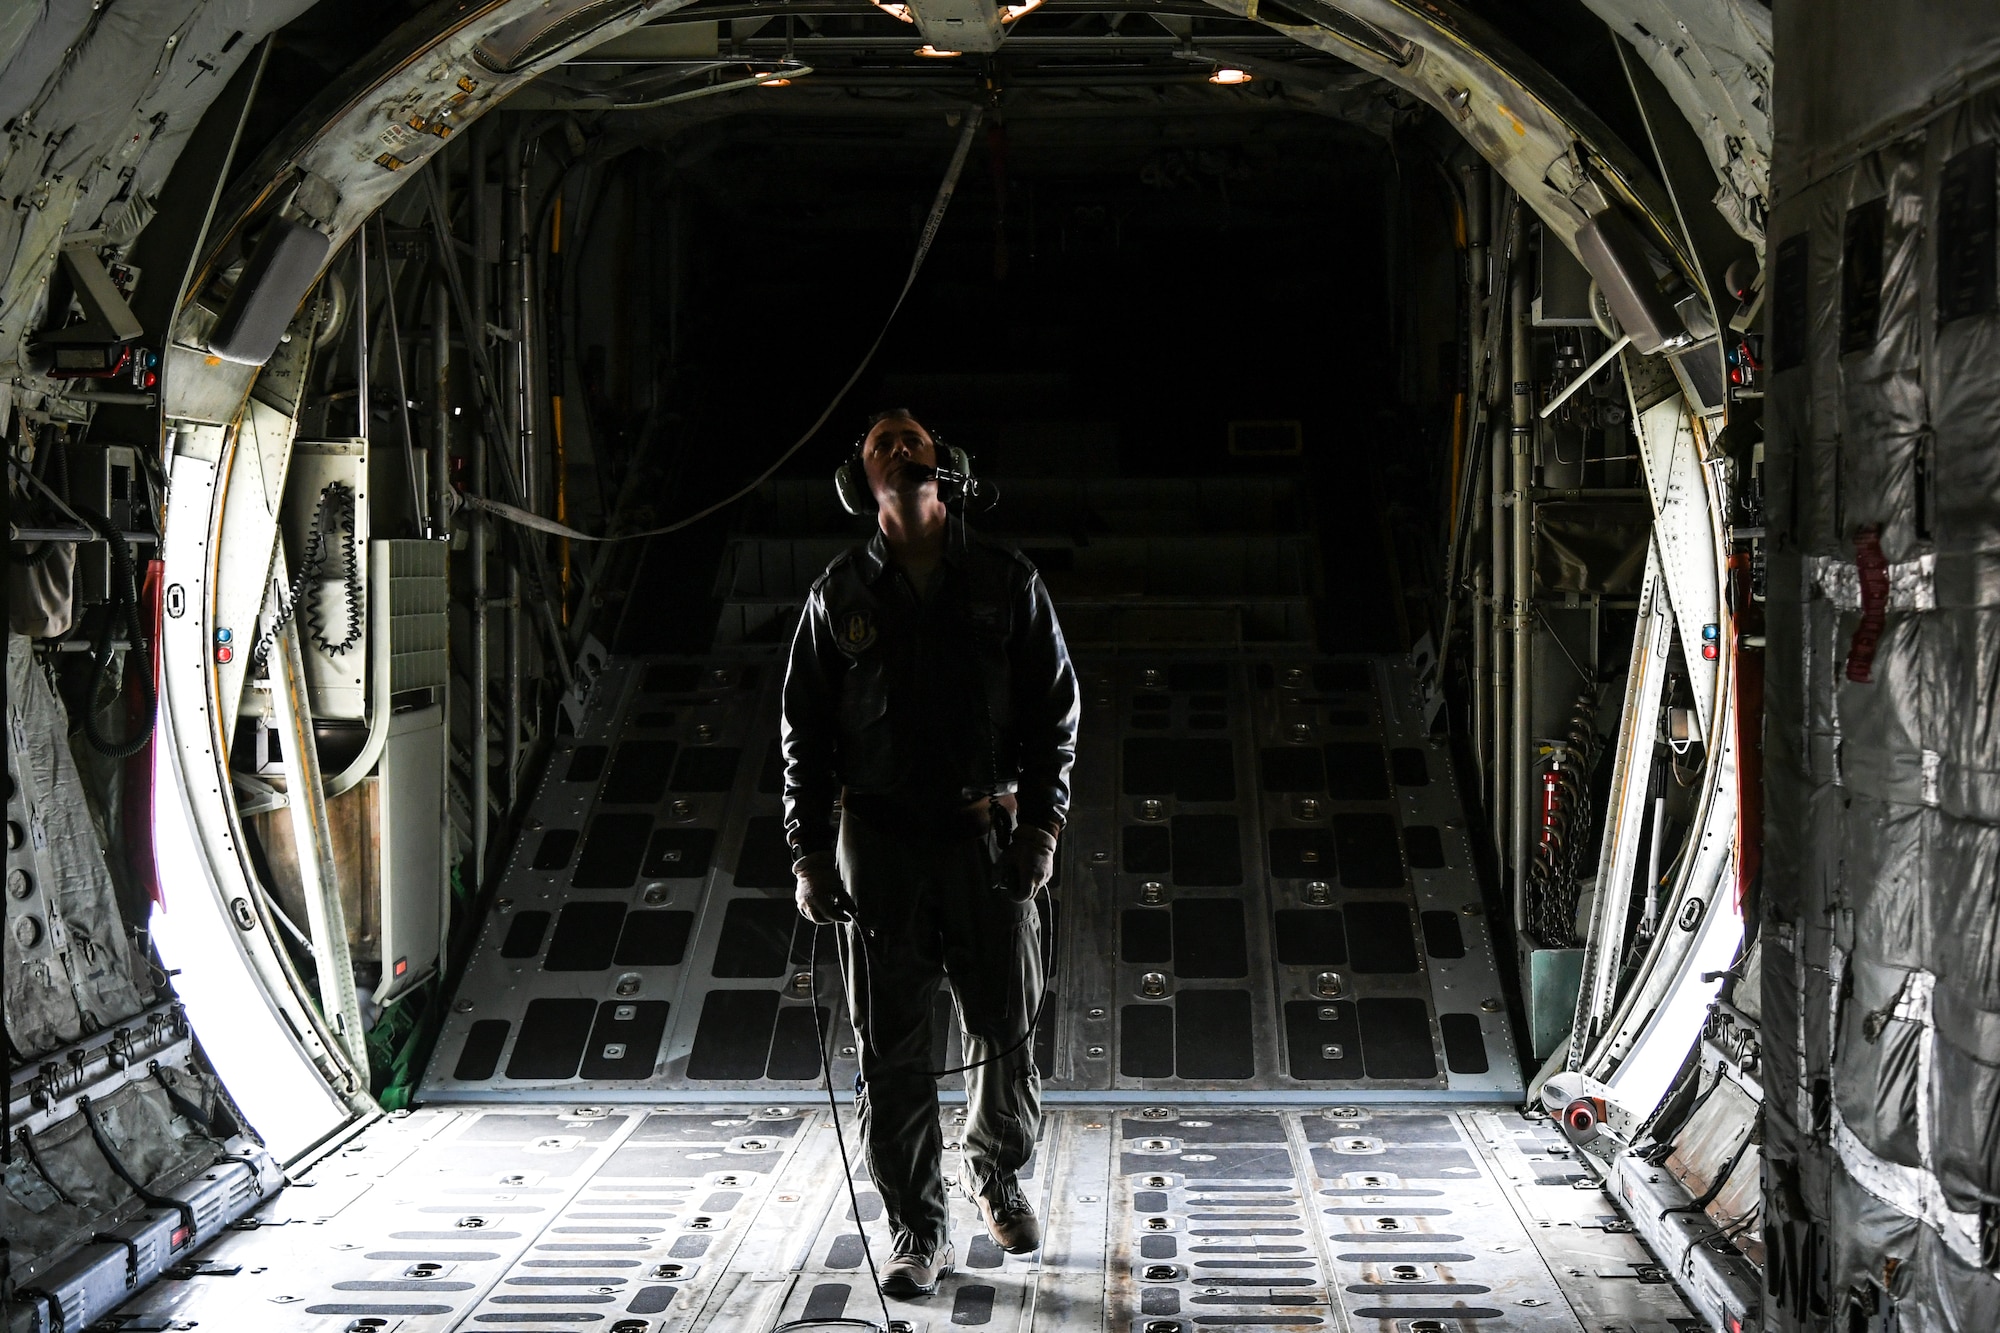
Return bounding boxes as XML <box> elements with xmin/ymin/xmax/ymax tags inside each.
<box><xmin>987</xmin><ymin>803</ymin><xmax>1028</xmax><ymax>901</ymax></box>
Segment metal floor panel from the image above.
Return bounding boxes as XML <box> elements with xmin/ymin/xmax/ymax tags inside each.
<box><xmin>110</xmin><ymin>1104</ymin><xmax>1698</xmax><ymax>1332</ymax></box>
<box><xmin>421</xmin><ymin>651</ymin><xmax>1520</xmax><ymax>1102</ymax></box>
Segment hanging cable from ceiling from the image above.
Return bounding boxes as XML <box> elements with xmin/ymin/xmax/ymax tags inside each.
<box><xmin>457</xmin><ymin>105</ymin><xmax>986</xmax><ymax>545</ymax></box>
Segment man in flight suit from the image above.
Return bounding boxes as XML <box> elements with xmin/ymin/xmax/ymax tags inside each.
<box><xmin>782</xmin><ymin>409</ymin><xmax>1080</xmax><ymax>1297</ymax></box>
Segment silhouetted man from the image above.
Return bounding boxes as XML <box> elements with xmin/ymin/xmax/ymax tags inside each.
<box><xmin>781</xmin><ymin>409</ymin><xmax>1079</xmax><ymax>1296</ymax></box>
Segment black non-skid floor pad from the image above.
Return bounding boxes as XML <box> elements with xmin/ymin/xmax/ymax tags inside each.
<box><xmin>421</xmin><ymin>652</ymin><xmax>1518</xmax><ymax>1099</ymax></box>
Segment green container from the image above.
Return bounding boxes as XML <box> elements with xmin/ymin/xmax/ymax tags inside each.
<box><xmin>1527</xmin><ymin>947</ymin><xmax>1585</xmax><ymax>1060</ymax></box>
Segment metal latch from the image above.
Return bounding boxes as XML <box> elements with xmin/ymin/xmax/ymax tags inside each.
<box><xmin>166</xmin><ymin>1259</ymin><xmax>242</xmax><ymax>1279</ymax></box>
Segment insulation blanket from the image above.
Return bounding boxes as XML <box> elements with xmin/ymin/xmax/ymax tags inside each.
<box><xmin>1763</xmin><ymin>66</ymin><xmax>2000</xmax><ymax>1330</ymax></box>
<box><xmin>0</xmin><ymin>0</ymin><xmax>317</xmax><ymax>428</ymax></box>
<box><xmin>5</xmin><ymin>632</ymin><xmax>146</xmax><ymax>1056</ymax></box>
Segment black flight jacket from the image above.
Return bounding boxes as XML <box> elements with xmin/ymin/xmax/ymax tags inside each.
<box><xmin>780</xmin><ymin>518</ymin><xmax>1080</xmax><ymax>858</ymax></box>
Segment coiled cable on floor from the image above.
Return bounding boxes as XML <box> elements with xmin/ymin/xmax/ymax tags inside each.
<box><xmin>782</xmin><ymin>874</ymin><xmax>1058</xmax><ymax>1333</ymax></box>
<box><xmin>802</xmin><ymin>924</ymin><xmax>901</xmax><ymax>1333</ymax></box>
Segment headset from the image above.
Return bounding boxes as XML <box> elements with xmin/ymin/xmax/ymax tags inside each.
<box><xmin>835</xmin><ymin>413</ymin><xmax>984</xmax><ymax>517</ymax></box>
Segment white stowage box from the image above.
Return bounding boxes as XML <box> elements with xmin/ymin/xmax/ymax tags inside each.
<box><xmin>378</xmin><ymin>703</ymin><xmax>447</xmax><ymax>1004</ymax></box>
<box><xmin>282</xmin><ymin>439</ymin><xmax>370</xmax><ymax>721</ymax></box>
<box><xmin>375</xmin><ymin>538</ymin><xmax>450</xmax><ymax>1004</ymax></box>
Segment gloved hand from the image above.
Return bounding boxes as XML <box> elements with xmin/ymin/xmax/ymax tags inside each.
<box><xmin>793</xmin><ymin>851</ymin><xmax>851</xmax><ymax>924</ymax></box>
<box><xmin>1007</xmin><ymin>825</ymin><xmax>1058</xmax><ymax>902</ymax></box>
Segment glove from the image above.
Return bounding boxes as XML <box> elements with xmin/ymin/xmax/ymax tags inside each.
<box><xmin>1007</xmin><ymin>825</ymin><xmax>1058</xmax><ymax>902</ymax></box>
<box><xmin>793</xmin><ymin>851</ymin><xmax>851</xmax><ymax>924</ymax></box>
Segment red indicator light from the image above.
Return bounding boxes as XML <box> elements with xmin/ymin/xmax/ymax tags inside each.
<box><xmin>1560</xmin><ymin>1096</ymin><xmax>1603</xmax><ymax>1144</ymax></box>
<box><xmin>215</xmin><ymin>644</ymin><xmax>234</xmax><ymax>664</ymax></box>
<box><xmin>1701</xmin><ymin>642</ymin><xmax>1720</xmax><ymax>660</ymax></box>
<box><xmin>171</xmin><ymin>1225</ymin><xmax>191</xmax><ymax>1249</ymax></box>
<box><xmin>394</xmin><ymin>957</ymin><xmax>408</xmax><ymax>976</ymax></box>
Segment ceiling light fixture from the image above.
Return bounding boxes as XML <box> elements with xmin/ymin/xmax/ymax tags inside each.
<box><xmin>872</xmin><ymin>1</ymin><xmax>916</xmax><ymax>21</ymax></box>
<box><xmin>761</xmin><ymin>77</ymin><xmax>793</xmax><ymax>87</ymax></box>
<box><xmin>1208</xmin><ymin>66</ymin><xmax>1253</xmax><ymax>85</ymax></box>
<box><xmin>1001</xmin><ymin>0</ymin><xmax>1046</xmax><ymax>20</ymax></box>
<box><xmin>915</xmin><ymin>44</ymin><xmax>963</xmax><ymax>57</ymax></box>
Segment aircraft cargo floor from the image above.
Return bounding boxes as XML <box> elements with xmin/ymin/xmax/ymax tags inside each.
<box><xmin>419</xmin><ymin>648</ymin><xmax>1523</xmax><ymax>1106</ymax></box>
<box><xmin>111</xmin><ymin>1103</ymin><xmax>1699</xmax><ymax>1332</ymax></box>
<box><xmin>110</xmin><ymin>489</ymin><xmax>1707</xmax><ymax>1332</ymax></box>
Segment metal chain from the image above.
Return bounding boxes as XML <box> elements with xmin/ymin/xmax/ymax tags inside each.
<box><xmin>1526</xmin><ymin>687</ymin><xmax>1603</xmax><ymax>947</ymax></box>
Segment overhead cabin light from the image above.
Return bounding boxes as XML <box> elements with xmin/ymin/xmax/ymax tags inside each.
<box><xmin>916</xmin><ymin>44</ymin><xmax>963</xmax><ymax>57</ymax></box>
<box><xmin>1209</xmin><ymin>67</ymin><xmax>1253</xmax><ymax>85</ymax></box>
<box><xmin>873</xmin><ymin>1</ymin><xmax>916</xmax><ymax>21</ymax></box>
<box><xmin>1001</xmin><ymin>0</ymin><xmax>1045</xmax><ymax>20</ymax></box>
<box><xmin>762</xmin><ymin>77</ymin><xmax>793</xmax><ymax>87</ymax></box>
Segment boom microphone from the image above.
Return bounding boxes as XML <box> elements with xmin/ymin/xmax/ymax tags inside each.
<box><xmin>912</xmin><ymin>463</ymin><xmax>1000</xmax><ymax>512</ymax></box>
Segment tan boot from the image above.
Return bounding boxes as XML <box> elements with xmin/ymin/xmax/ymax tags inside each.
<box><xmin>880</xmin><ymin>1242</ymin><xmax>954</xmax><ymax>1297</ymax></box>
<box><xmin>961</xmin><ymin>1165</ymin><xmax>1041</xmax><ymax>1254</ymax></box>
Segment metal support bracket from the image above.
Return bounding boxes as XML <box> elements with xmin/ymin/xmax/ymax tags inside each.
<box><xmin>266</xmin><ymin>548</ymin><xmax>370</xmax><ymax>1075</ymax></box>
<box><xmin>49</xmin><ymin>240</ymin><xmax>144</xmax><ymax>345</ymax></box>
<box><xmin>903</xmin><ymin>0</ymin><xmax>1004</xmax><ymax>51</ymax></box>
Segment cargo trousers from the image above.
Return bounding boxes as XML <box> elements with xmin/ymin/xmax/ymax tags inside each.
<box><xmin>834</xmin><ymin>808</ymin><xmax>1044</xmax><ymax>1256</ymax></box>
